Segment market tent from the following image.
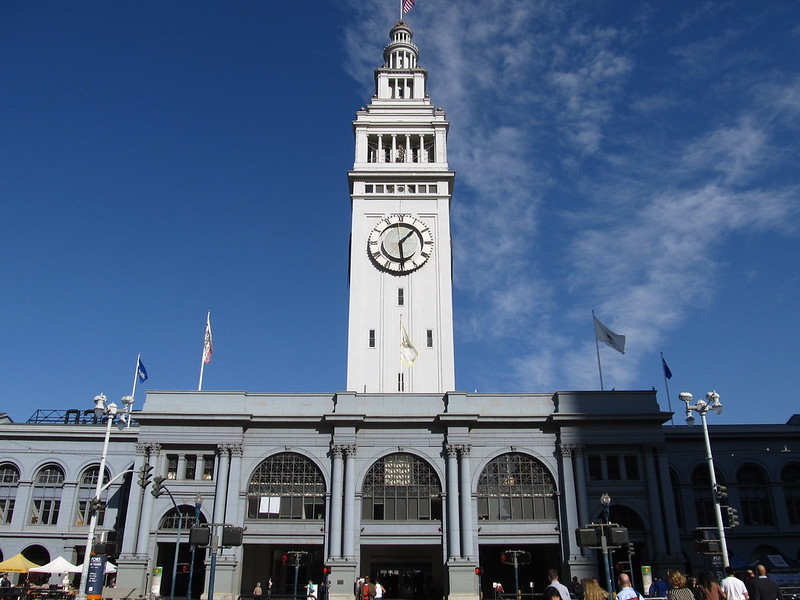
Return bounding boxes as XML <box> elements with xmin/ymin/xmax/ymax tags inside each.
<box><xmin>0</xmin><ymin>553</ymin><xmax>42</xmax><ymax>573</ymax></box>
<box><xmin>29</xmin><ymin>556</ymin><xmax>78</xmax><ymax>574</ymax></box>
<box><xmin>68</xmin><ymin>561</ymin><xmax>116</xmax><ymax>574</ymax></box>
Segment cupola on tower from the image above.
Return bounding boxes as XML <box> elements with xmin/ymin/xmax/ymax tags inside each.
<box><xmin>346</xmin><ymin>21</ymin><xmax>456</xmax><ymax>394</ymax></box>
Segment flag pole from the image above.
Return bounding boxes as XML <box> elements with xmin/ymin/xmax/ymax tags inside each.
<box><xmin>593</xmin><ymin>310</ymin><xmax>605</xmax><ymax>390</ymax></box>
<box><xmin>661</xmin><ymin>352</ymin><xmax>674</xmax><ymax>425</ymax></box>
<box><xmin>131</xmin><ymin>353</ymin><xmax>140</xmax><ymax>400</ymax></box>
<box><xmin>126</xmin><ymin>353</ymin><xmax>141</xmax><ymax>428</ymax></box>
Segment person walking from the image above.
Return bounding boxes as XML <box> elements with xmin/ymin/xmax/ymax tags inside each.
<box><xmin>545</xmin><ymin>569</ymin><xmax>572</xmax><ymax>600</ymax></box>
<box><xmin>615</xmin><ymin>574</ymin><xmax>644</xmax><ymax>600</ymax></box>
<box><xmin>666</xmin><ymin>571</ymin><xmax>696</xmax><ymax>600</ymax></box>
<box><xmin>582</xmin><ymin>578</ymin><xmax>610</xmax><ymax>600</ymax></box>
<box><xmin>695</xmin><ymin>572</ymin><xmax>725</xmax><ymax>600</ymax></box>
<box><xmin>254</xmin><ymin>582</ymin><xmax>263</xmax><ymax>599</ymax></box>
<box><xmin>721</xmin><ymin>567</ymin><xmax>749</xmax><ymax>600</ymax></box>
<box><xmin>752</xmin><ymin>565</ymin><xmax>784</xmax><ymax>600</ymax></box>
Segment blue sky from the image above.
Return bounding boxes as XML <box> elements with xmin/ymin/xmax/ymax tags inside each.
<box><xmin>2</xmin><ymin>1</ymin><xmax>798</xmax><ymax>426</ymax></box>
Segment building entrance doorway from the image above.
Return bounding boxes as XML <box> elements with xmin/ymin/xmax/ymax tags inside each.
<box><xmin>361</xmin><ymin>544</ymin><xmax>442</xmax><ymax>600</ymax></box>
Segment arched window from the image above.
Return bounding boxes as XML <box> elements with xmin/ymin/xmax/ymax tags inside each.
<box><xmin>477</xmin><ymin>453</ymin><xmax>557</xmax><ymax>521</ymax></box>
<box><xmin>160</xmin><ymin>505</ymin><xmax>206</xmax><ymax>529</ymax></box>
<box><xmin>737</xmin><ymin>464</ymin><xmax>774</xmax><ymax>526</ymax></box>
<box><xmin>782</xmin><ymin>463</ymin><xmax>800</xmax><ymax>525</ymax></box>
<box><xmin>31</xmin><ymin>464</ymin><xmax>65</xmax><ymax>525</ymax></box>
<box><xmin>75</xmin><ymin>466</ymin><xmax>110</xmax><ymax>527</ymax></box>
<box><xmin>0</xmin><ymin>464</ymin><xmax>20</xmax><ymax>525</ymax></box>
<box><xmin>691</xmin><ymin>466</ymin><xmax>724</xmax><ymax>527</ymax></box>
<box><xmin>362</xmin><ymin>453</ymin><xmax>442</xmax><ymax>521</ymax></box>
<box><xmin>247</xmin><ymin>453</ymin><xmax>325</xmax><ymax>519</ymax></box>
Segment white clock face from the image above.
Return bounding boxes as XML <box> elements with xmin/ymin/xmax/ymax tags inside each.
<box><xmin>367</xmin><ymin>214</ymin><xmax>433</xmax><ymax>274</ymax></box>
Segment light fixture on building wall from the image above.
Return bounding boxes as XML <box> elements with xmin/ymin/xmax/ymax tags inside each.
<box><xmin>680</xmin><ymin>390</ymin><xmax>730</xmax><ymax>568</ymax></box>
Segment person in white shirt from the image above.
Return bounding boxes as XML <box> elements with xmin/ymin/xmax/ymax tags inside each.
<box><xmin>615</xmin><ymin>574</ymin><xmax>644</xmax><ymax>600</ymax></box>
<box><xmin>721</xmin><ymin>567</ymin><xmax>749</xmax><ymax>600</ymax></box>
<box><xmin>546</xmin><ymin>569</ymin><xmax>572</xmax><ymax>600</ymax></box>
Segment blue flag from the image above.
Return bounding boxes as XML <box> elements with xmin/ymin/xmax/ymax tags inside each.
<box><xmin>662</xmin><ymin>357</ymin><xmax>672</xmax><ymax>380</ymax></box>
<box><xmin>137</xmin><ymin>359</ymin><xmax>148</xmax><ymax>383</ymax></box>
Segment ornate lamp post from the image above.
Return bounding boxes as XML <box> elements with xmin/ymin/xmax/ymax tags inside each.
<box><xmin>680</xmin><ymin>391</ymin><xmax>729</xmax><ymax>568</ymax></box>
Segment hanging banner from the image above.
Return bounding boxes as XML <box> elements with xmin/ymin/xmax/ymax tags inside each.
<box><xmin>85</xmin><ymin>555</ymin><xmax>107</xmax><ymax>600</ymax></box>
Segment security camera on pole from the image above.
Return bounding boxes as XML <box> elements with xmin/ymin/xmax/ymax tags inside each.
<box><xmin>680</xmin><ymin>391</ymin><xmax>730</xmax><ymax>568</ymax></box>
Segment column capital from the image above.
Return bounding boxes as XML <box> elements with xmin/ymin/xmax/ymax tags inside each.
<box><xmin>332</xmin><ymin>445</ymin><xmax>347</xmax><ymax>458</ymax></box>
<box><xmin>343</xmin><ymin>445</ymin><xmax>358</xmax><ymax>458</ymax></box>
<box><xmin>559</xmin><ymin>443</ymin><xmax>580</xmax><ymax>458</ymax></box>
<box><xmin>135</xmin><ymin>443</ymin><xmax>148</xmax><ymax>455</ymax></box>
<box><xmin>457</xmin><ymin>444</ymin><xmax>471</xmax><ymax>457</ymax></box>
<box><xmin>445</xmin><ymin>444</ymin><xmax>459</xmax><ymax>458</ymax></box>
<box><xmin>229</xmin><ymin>444</ymin><xmax>244</xmax><ymax>457</ymax></box>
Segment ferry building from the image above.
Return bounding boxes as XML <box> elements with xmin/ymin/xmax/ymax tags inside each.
<box><xmin>1</xmin><ymin>20</ymin><xmax>799</xmax><ymax>600</ymax></box>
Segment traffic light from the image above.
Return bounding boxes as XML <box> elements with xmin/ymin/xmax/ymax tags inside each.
<box><xmin>627</xmin><ymin>542</ymin><xmax>635</xmax><ymax>557</ymax></box>
<box><xmin>714</xmin><ymin>484</ymin><xmax>729</xmax><ymax>503</ymax></box>
<box><xmin>323</xmin><ymin>567</ymin><xmax>331</xmax><ymax>576</ymax></box>
<box><xmin>692</xmin><ymin>528</ymin><xmax>722</xmax><ymax>554</ymax></box>
<box><xmin>189</xmin><ymin>525</ymin><xmax>211</xmax><ymax>546</ymax></box>
<box><xmin>726</xmin><ymin>507</ymin><xmax>740</xmax><ymax>528</ymax></box>
<box><xmin>221</xmin><ymin>525</ymin><xmax>244</xmax><ymax>547</ymax></box>
<box><xmin>576</xmin><ymin>527</ymin><xmax>600</xmax><ymax>547</ymax></box>
<box><xmin>282</xmin><ymin>554</ymin><xmax>289</xmax><ymax>565</ymax></box>
<box><xmin>151</xmin><ymin>475</ymin><xmax>165</xmax><ymax>498</ymax></box>
<box><xmin>500</xmin><ymin>553</ymin><xmax>507</xmax><ymax>564</ymax></box>
<box><xmin>475</xmin><ymin>567</ymin><xmax>483</xmax><ymax>576</ymax></box>
<box><xmin>609</xmin><ymin>527</ymin><xmax>630</xmax><ymax>545</ymax></box>
<box><xmin>89</xmin><ymin>497</ymin><xmax>102</xmax><ymax>513</ymax></box>
<box><xmin>138</xmin><ymin>464</ymin><xmax>154</xmax><ymax>488</ymax></box>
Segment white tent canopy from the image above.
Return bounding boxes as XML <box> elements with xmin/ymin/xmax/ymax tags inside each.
<box><xmin>29</xmin><ymin>557</ymin><xmax>79</xmax><ymax>574</ymax></box>
<box><xmin>68</xmin><ymin>561</ymin><xmax>116</xmax><ymax>574</ymax></box>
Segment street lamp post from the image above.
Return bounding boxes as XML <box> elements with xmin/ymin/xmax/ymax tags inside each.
<box><xmin>680</xmin><ymin>391</ymin><xmax>729</xmax><ymax>568</ymax></box>
<box><xmin>187</xmin><ymin>495</ymin><xmax>203</xmax><ymax>600</ymax></box>
<box><xmin>76</xmin><ymin>394</ymin><xmax>120</xmax><ymax>600</ymax></box>
<box><xmin>600</xmin><ymin>492</ymin><xmax>614</xmax><ymax>594</ymax></box>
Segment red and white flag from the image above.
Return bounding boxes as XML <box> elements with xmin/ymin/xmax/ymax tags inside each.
<box><xmin>403</xmin><ymin>0</ymin><xmax>415</xmax><ymax>14</ymax></box>
<box><xmin>202</xmin><ymin>312</ymin><xmax>213</xmax><ymax>364</ymax></box>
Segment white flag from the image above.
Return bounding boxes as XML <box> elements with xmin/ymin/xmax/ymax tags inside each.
<box><xmin>203</xmin><ymin>312</ymin><xmax>213</xmax><ymax>364</ymax></box>
<box><xmin>593</xmin><ymin>315</ymin><xmax>626</xmax><ymax>354</ymax></box>
<box><xmin>400</xmin><ymin>321</ymin><xmax>418</xmax><ymax>366</ymax></box>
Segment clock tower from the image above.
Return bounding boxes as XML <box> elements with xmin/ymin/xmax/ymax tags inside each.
<box><xmin>346</xmin><ymin>20</ymin><xmax>455</xmax><ymax>394</ymax></box>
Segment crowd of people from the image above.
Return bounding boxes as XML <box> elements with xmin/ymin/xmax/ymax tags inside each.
<box><xmin>503</xmin><ymin>565</ymin><xmax>785</xmax><ymax>600</ymax></box>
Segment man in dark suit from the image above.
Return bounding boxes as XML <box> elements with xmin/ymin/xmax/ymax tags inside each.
<box><xmin>750</xmin><ymin>564</ymin><xmax>784</xmax><ymax>600</ymax></box>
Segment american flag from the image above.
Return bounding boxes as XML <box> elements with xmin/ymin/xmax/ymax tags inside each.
<box><xmin>403</xmin><ymin>0</ymin><xmax>415</xmax><ymax>14</ymax></box>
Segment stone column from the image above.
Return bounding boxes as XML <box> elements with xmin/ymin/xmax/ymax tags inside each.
<box><xmin>177</xmin><ymin>454</ymin><xmax>186</xmax><ymax>481</ymax></box>
<box><xmin>559</xmin><ymin>444</ymin><xmax>582</xmax><ymax>561</ymax></box>
<box><xmin>225</xmin><ymin>445</ymin><xmax>243</xmax><ymax>526</ymax></box>
<box><xmin>458</xmin><ymin>445</ymin><xmax>474</xmax><ymax>559</ymax></box>
<box><xmin>329</xmin><ymin>446</ymin><xmax>345</xmax><ymax>560</ymax></box>
<box><xmin>644</xmin><ymin>446</ymin><xmax>667</xmax><ymax>556</ymax></box>
<box><xmin>196</xmin><ymin>455</ymin><xmax>205</xmax><ymax>481</ymax></box>
<box><xmin>213</xmin><ymin>445</ymin><xmax>230</xmax><ymax>525</ymax></box>
<box><xmin>120</xmin><ymin>447</ymin><xmax>148</xmax><ymax>555</ymax></box>
<box><xmin>573</xmin><ymin>445</ymin><xmax>590</xmax><ymax>526</ymax></box>
<box><xmin>341</xmin><ymin>445</ymin><xmax>357</xmax><ymax>559</ymax></box>
<box><xmin>656</xmin><ymin>451</ymin><xmax>681</xmax><ymax>556</ymax></box>
<box><xmin>10</xmin><ymin>479</ymin><xmax>32</xmax><ymax>529</ymax></box>
<box><xmin>135</xmin><ymin>444</ymin><xmax>159</xmax><ymax>555</ymax></box>
<box><xmin>445</xmin><ymin>444</ymin><xmax>461</xmax><ymax>560</ymax></box>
